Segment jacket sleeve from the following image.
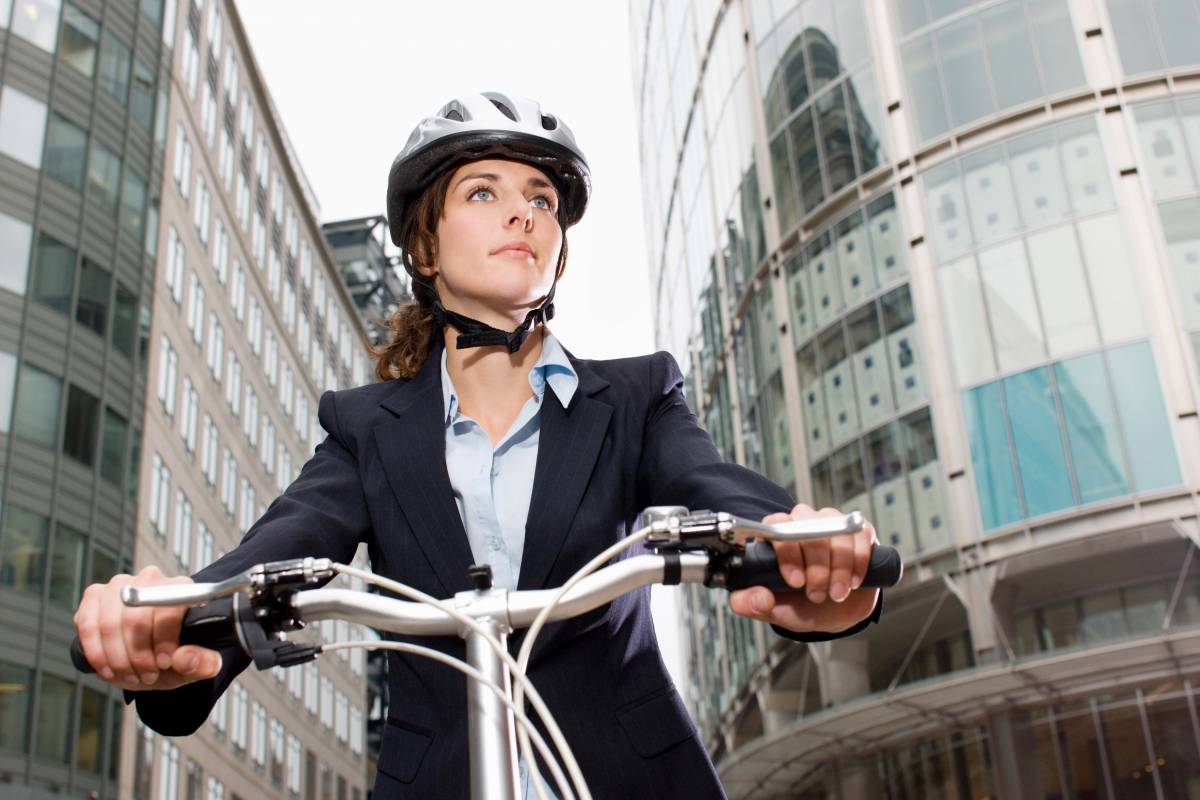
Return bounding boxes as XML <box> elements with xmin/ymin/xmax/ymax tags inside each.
<box><xmin>635</xmin><ymin>351</ymin><xmax>881</xmax><ymax>643</ymax></box>
<box><xmin>127</xmin><ymin>390</ymin><xmax>372</xmax><ymax>736</ymax></box>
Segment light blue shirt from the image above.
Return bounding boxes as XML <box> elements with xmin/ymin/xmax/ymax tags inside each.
<box><xmin>441</xmin><ymin>330</ymin><xmax>578</xmax><ymax>592</ymax></box>
<box><xmin>441</xmin><ymin>331</ymin><xmax>576</xmax><ymax>800</ymax></box>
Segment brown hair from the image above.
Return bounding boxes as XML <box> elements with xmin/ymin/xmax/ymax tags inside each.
<box><xmin>373</xmin><ymin>164</ymin><xmax>569</xmax><ymax>381</ymax></box>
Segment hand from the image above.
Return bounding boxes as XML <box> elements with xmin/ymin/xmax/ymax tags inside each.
<box><xmin>73</xmin><ymin>565</ymin><xmax>223</xmax><ymax>691</ymax></box>
<box><xmin>729</xmin><ymin>504</ymin><xmax>880</xmax><ymax>634</ymax></box>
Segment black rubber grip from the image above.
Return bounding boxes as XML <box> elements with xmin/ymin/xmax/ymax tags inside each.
<box><xmin>725</xmin><ymin>542</ymin><xmax>903</xmax><ymax>592</ymax></box>
<box><xmin>70</xmin><ymin>596</ymin><xmax>243</xmax><ymax>674</ymax></box>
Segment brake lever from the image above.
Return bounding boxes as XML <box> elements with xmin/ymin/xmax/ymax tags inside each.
<box><xmin>640</xmin><ymin>506</ymin><xmax>864</xmax><ymax>551</ymax></box>
<box><xmin>121</xmin><ymin>557</ymin><xmax>336</xmax><ymax>607</ymax></box>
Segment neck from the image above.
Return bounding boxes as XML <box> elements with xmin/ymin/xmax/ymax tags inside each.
<box><xmin>444</xmin><ymin>323</ymin><xmax>545</xmax><ymax>409</ymax></box>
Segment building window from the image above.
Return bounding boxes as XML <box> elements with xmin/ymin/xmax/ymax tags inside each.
<box><xmin>186</xmin><ymin>272</ymin><xmax>205</xmax><ymax>344</ymax></box>
<box><xmin>149</xmin><ymin>453</ymin><xmax>171</xmax><ymax>537</ymax></box>
<box><xmin>112</xmin><ymin>284</ymin><xmax>138</xmax><ymax>358</ymax></box>
<box><xmin>201</xmin><ymin>414</ymin><xmax>218</xmax><ymax>486</ymax></box>
<box><xmin>250</xmin><ymin>701</ymin><xmax>266</xmax><ymax>766</ymax></box>
<box><xmin>225</xmin><ymin>354</ymin><xmax>241</xmax><ymax>415</ymax></box>
<box><xmin>173</xmin><ymin>123</ymin><xmax>192</xmax><ymax>199</ymax></box>
<box><xmin>0</xmin><ymin>210</ymin><xmax>33</xmax><ymax>296</ymax></box>
<box><xmin>0</xmin><ymin>661</ymin><xmax>32</xmax><ymax>753</ymax></box>
<box><xmin>11</xmin><ymin>0</ymin><xmax>62</xmax><ymax>53</ymax></box>
<box><xmin>99</xmin><ymin>406</ymin><xmax>128</xmax><ymax>486</ymax></box>
<box><xmin>194</xmin><ymin>523</ymin><xmax>213</xmax><ymax>570</ymax></box>
<box><xmin>14</xmin><ymin>362</ymin><xmax>61</xmax><ymax>447</ymax></box>
<box><xmin>31</xmin><ymin>232</ymin><xmax>75</xmax><ymax>314</ymax></box>
<box><xmin>269</xmin><ymin>717</ymin><xmax>285</xmax><ymax>785</ymax></box>
<box><xmin>97</xmin><ymin>28</ymin><xmax>131</xmax><ymax>105</ymax></box>
<box><xmin>131</xmin><ymin>58</ymin><xmax>156</xmax><ymax>132</ymax></box>
<box><xmin>287</xmin><ymin>734</ymin><xmax>302</xmax><ymax>793</ymax></box>
<box><xmin>157</xmin><ymin>336</ymin><xmax>178</xmax><ymax>415</ymax></box>
<box><xmin>1106</xmin><ymin>0</ymin><xmax>1200</xmax><ymax>77</ymax></box>
<box><xmin>164</xmin><ymin>226</ymin><xmax>185</xmax><ymax>304</ymax></box>
<box><xmin>159</xmin><ymin>739</ymin><xmax>180</xmax><ymax>800</ymax></box>
<box><xmin>75</xmin><ymin>257</ymin><xmax>111</xmax><ymax>337</ymax></box>
<box><xmin>172</xmin><ymin>489</ymin><xmax>192</xmax><ymax>568</ymax></box>
<box><xmin>0</xmin><ymin>504</ymin><xmax>49</xmax><ymax>596</ymax></box>
<box><xmin>58</xmin><ymin>4</ymin><xmax>99</xmax><ymax>77</ymax></box>
<box><xmin>179</xmin><ymin>28</ymin><xmax>199</xmax><ymax>99</ymax></box>
<box><xmin>238</xmin><ymin>478</ymin><xmax>255</xmax><ymax>531</ymax></box>
<box><xmin>221</xmin><ymin>447</ymin><xmax>237</xmax><ymax>516</ymax></box>
<box><xmin>86</xmin><ymin>137</ymin><xmax>122</xmax><ymax>218</ymax></box>
<box><xmin>0</xmin><ymin>84</ymin><xmax>48</xmax><ymax>169</ymax></box>
<box><xmin>230</xmin><ymin>682</ymin><xmax>248</xmax><ymax>751</ymax></box>
<box><xmin>45</xmin><ymin>113</ymin><xmax>88</xmax><ymax>190</ymax></box>
<box><xmin>206</xmin><ymin>315</ymin><xmax>224</xmax><ymax>380</ymax></box>
<box><xmin>0</xmin><ymin>350</ymin><xmax>15</xmax><ymax>434</ymax></box>
<box><xmin>179</xmin><ymin>376</ymin><xmax>198</xmax><ymax>452</ymax></box>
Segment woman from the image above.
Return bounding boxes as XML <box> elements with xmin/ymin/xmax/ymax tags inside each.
<box><xmin>74</xmin><ymin>93</ymin><xmax>882</xmax><ymax>798</ymax></box>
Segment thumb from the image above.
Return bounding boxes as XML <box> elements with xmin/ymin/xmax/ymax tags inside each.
<box><xmin>170</xmin><ymin>646</ymin><xmax>223</xmax><ymax>681</ymax></box>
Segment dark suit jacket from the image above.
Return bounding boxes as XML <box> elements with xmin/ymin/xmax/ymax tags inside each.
<box><xmin>130</xmin><ymin>343</ymin><xmax>879</xmax><ymax>798</ymax></box>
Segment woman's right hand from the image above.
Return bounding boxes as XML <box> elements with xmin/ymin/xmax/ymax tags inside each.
<box><xmin>73</xmin><ymin>564</ymin><xmax>223</xmax><ymax>691</ymax></box>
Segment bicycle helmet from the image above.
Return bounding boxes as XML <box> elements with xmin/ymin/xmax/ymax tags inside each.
<box><xmin>385</xmin><ymin>92</ymin><xmax>591</xmax><ymax>353</ymax></box>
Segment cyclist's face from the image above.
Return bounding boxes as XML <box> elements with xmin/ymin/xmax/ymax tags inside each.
<box><xmin>430</xmin><ymin>158</ymin><xmax>563</xmax><ymax>329</ymax></box>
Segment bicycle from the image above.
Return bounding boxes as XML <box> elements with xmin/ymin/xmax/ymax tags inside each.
<box><xmin>72</xmin><ymin>507</ymin><xmax>902</xmax><ymax>800</ymax></box>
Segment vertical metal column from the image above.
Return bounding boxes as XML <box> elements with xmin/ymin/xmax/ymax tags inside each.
<box><xmin>465</xmin><ymin>617</ymin><xmax>519</xmax><ymax>800</ymax></box>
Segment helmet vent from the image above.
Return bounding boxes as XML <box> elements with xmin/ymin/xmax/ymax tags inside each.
<box><xmin>489</xmin><ymin>98</ymin><xmax>518</xmax><ymax>122</ymax></box>
<box><xmin>443</xmin><ymin>108</ymin><xmax>464</xmax><ymax>122</ymax></box>
<box><xmin>540</xmin><ymin>114</ymin><xmax>558</xmax><ymax>131</ymax></box>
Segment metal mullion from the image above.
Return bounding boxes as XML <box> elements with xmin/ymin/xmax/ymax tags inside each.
<box><xmin>1185</xmin><ymin>680</ymin><xmax>1200</xmax><ymax>764</ymax></box>
<box><xmin>1135</xmin><ymin>688</ymin><xmax>1166</xmax><ymax>800</ymax></box>
<box><xmin>1090</xmin><ymin>697</ymin><xmax>1118</xmax><ymax>800</ymax></box>
<box><xmin>1044</xmin><ymin>359</ymin><xmax>1083</xmax><ymax>508</ymax></box>
<box><xmin>1046</xmin><ymin>708</ymin><xmax>1072</xmax><ymax>800</ymax></box>
<box><xmin>1162</xmin><ymin>545</ymin><xmax>1195</xmax><ymax>630</ymax></box>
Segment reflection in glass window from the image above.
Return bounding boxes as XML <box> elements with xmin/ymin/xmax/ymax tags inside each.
<box><xmin>981</xmin><ymin>1</ymin><xmax>1041</xmax><ymax>109</ymax></box>
<box><xmin>131</xmin><ymin>58</ymin><xmax>155</xmax><ymax>131</ymax></box>
<box><xmin>44</xmin><ymin>113</ymin><xmax>87</xmax><ymax>190</ymax></box>
<box><xmin>964</xmin><ymin>381</ymin><xmax>1022</xmax><ymax>529</ymax></box>
<box><xmin>1008</xmin><ymin>128</ymin><xmax>1071</xmax><ymax>226</ymax></box>
<box><xmin>817</xmin><ymin>83</ymin><xmax>855</xmax><ymax>194</ymax></box>
<box><xmin>1076</xmin><ymin>215</ymin><xmax>1145</xmax><ymax>342</ymax></box>
<box><xmin>1107</xmin><ymin>0</ymin><xmax>1200</xmax><ymax>75</ymax></box>
<box><xmin>1166</xmin><ymin>197</ymin><xmax>1200</xmax><ymax>322</ymax></box>
<box><xmin>848</xmin><ymin>303</ymin><xmax>892</xmax><ymax>430</ymax></box>
<box><xmin>1026</xmin><ymin>226</ymin><xmax>1099</xmax><ymax>358</ymax></box>
<box><xmin>962</xmin><ymin>144</ymin><xmax>1020</xmax><ymax>248</ymax></box>
<box><xmin>1056</xmin><ymin>354</ymin><xmax>1129</xmax><ymax>504</ymax></box>
<box><xmin>97</xmin><ymin>29</ymin><xmax>131</xmax><ymax>104</ymax></box>
<box><xmin>120</xmin><ymin>164</ymin><xmax>147</xmax><ymax>241</ymax></box>
<box><xmin>848</xmin><ymin>66</ymin><xmax>887</xmax><ymax>173</ymax></box>
<box><xmin>940</xmin><ymin>258</ymin><xmax>994</xmax><ymax>385</ymax></box>
<box><xmin>1133</xmin><ymin>102</ymin><xmax>1197</xmax><ymax>199</ymax></box>
<box><xmin>0</xmin><ymin>210</ymin><xmax>32</xmax><ymax>296</ymax></box>
<box><xmin>0</xmin><ymin>350</ymin><xmax>14</xmax><ymax>433</ymax></box>
<box><xmin>925</xmin><ymin>161</ymin><xmax>973</xmax><ymax>262</ymax></box>
<box><xmin>89</xmin><ymin>541</ymin><xmax>117</xmax><ymax>585</ymax></box>
<box><xmin>938</xmin><ymin>17</ymin><xmax>995</xmax><ymax>129</ymax></box>
<box><xmin>100</xmin><ymin>406</ymin><xmax>128</xmax><ymax>485</ymax></box>
<box><xmin>901</xmin><ymin>408</ymin><xmax>948</xmax><ymax>550</ymax></box>
<box><xmin>882</xmin><ymin>285</ymin><xmax>925</xmax><ymax>409</ymax></box>
<box><xmin>31</xmin><ymin>233</ymin><xmax>75</xmax><ymax>314</ymax></box>
<box><xmin>111</xmin><ymin>284</ymin><xmax>137</xmax><ymax>358</ymax></box>
<box><xmin>35</xmin><ymin>672</ymin><xmax>73</xmax><ymax>764</ymax></box>
<box><xmin>820</xmin><ymin>325</ymin><xmax>858</xmax><ymax>447</ymax></box>
<box><xmin>1004</xmin><ymin>367</ymin><xmax>1074</xmax><ymax>518</ymax></box>
<box><xmin>808</xmin><ymin>230</ymin><xmax>841</xmax><ymax>328</ymax></box>
<box><xmin>790</xmin><ymin>107</ymin><xmax>824</xmax><ymax>214</ymax></box>
<box><xmin>836</xmin><ymin>209</ymin><xmax>875</xmax><ymax>307</ymax></box>
<box><xmin>979</xmin><ymin>240</ymin><xmax>1045</xmax><ymax>373</ymax></box>
<box><xmin>797</xmin><ymin>343</ymin><xmax>828</xmax><ymax>460</ymax></box>
<box><xmin>75</xmin><ymin>257</ymin><xmax>110</xmax><ymax>336</ymax></box>
<box><xmin>48</xmin><ymin>522</ymin><xmax>86</xmax><ymax>610</ymax></box>
<box><xmin>902</xmin><ymin>36</ymin><xmax>949</xmax><ymax>143</ymax></box>
<box><xmin>58</xmin><ymin>3</ymin><xmax>98</xmax><ymax>76</ymax></box>
<box><xmin>831</xmin><ymin>440</ymin><xmax>868</xmax><ymax>513</ymax></box>
<box><xmin>13</xmin><ymin>362</ymin><xmax>60</xmax><ymax>447</ymax></box>
<box><xmin>11</xmin><ymin>0</ymin><xmax>61</xmax><ymax>52</ymax></box>
<box><xmin>63</xmin><ymin>383</ymin><xmax>99</xmax><ymax>466</ymax></box>
<box><xmin>0</xmin><ymin>662</ymin><xmax>32</xmax><ymax>754</ymax></box>
<box><xmin>86</xmin><ymin>138</ymin><xmax>121</xmax><ymax>217</ymax></box>
<box><xmin>1107</xmin><ymin>342</ymin><xmax>1181</xmax><ymax>492</ymax></box>
<box><xmin>76</xmin><ymin>686</ymin><xmax>104</xmax><ymax>772</ymax></box>
<box><xmin>866</xmin><ymin>423</ymin><xmax>913</xmax><ymax>555</ymax></box>
<box><xmin>0</xmin><ymin>85</ymin><xmax>47</xmax><ymax>169</ymax></box>
<box><xmin>0</xmin><ymin>504</ymin><xmax>49</xmax><ymax>595</ymax></box>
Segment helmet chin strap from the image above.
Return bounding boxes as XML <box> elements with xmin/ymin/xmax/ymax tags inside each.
<box><xmin>431</xmin><ymin>285</ymin><xmax>556</xmax><ymax>354</ymax></box>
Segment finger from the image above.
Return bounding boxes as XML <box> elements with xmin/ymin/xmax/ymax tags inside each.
<box><xmin>99</xmin><ymin>575</ymin><xmax>137</xmax><ymax>686</ymax></box>
<box><xmin>729</xmin><ymin>587</ymin><xmax>776</xmax><ymax>619</ymax></box>
<box><xmin>827</xmin><ymin>531</ymin><xmax>855</xmax><ymax>603</ymax></box>
<box><xmin>774</xmin><ymin>541</ymin><xmax>806</xmax><ymax>589</ymax></box>
<box><xmin>850</xmin><ymin>523</ymin><xmax>873</xmax><ymax>590</ymax></box>
<box><xmin>151</xmin><ymin>576</ymin><xmax>195</xmax><ymax>672</ymax></box>
<box><xmin>800</xmin><ymin>533</ymin><xmax>831</xmax><ymax>604</ymax></box>
<box><xmin>760</xmin><ymin>511</ymin><xmax>792</xmax><ymax>524</ymax></box>
<box><xmin>76</xmin><ymin>584</ymin><xmax>113</xmax><ymax>681</ymax></box>
<box><xmin>169</xmin><ymin>645</ymin><xmax>223</xmax><ymax>683</ymax></box>
<box><xmin>124</xmin><ymin>567</ymin><xmax>164</xmax><ymax>685</ymax></box>
<box><xmin>767</xmin><ymin>588</ymin><xmax>879</xmax><ymax>633</ymax></box>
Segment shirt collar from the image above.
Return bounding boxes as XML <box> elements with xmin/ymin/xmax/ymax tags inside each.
<box><xmin>441</xmin><ymin>329</ymin><xmax>579</xmax><ymax>425</ymax></box>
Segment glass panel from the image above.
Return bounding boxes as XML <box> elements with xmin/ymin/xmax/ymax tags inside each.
<box><xmin>1080</xmin><ymin>590</ymin><xmax>1129</xmax><ymax>642</ymax></box>
<box><xmin>0</xmin><ymin>662</ymin><xmax>32</xmax><ymax>753</ymax></box>
<box><xmin>58</xmin><ymin>4</ymin><xmax>98</xmax><ymax>77</ymax></box>
<box><xmin>833</xmin><ymin>0</ymin><xmax>870</xmax><ymax>70</ymax></box>
<box><xmin>1056</xmin><ymin>705</ymin><xmax>1105</xmax><ymax>793</ymax></box>
<box><xmin>1055</xmin><ymin>353</ymin><xmax>1131</xmax><ymax>504</ymax></box>
<box><xmin>112</xmin><ymin>284</ymin><xmax>137</xmax><ymax>357</ymax></box>
<box><xmin>770</xmin><ymin>132</ymin><xmax>798</xmax><ymax>234</ymax></box>
<box><xmin>848</xmin><ymin>66</ymin><xmax>887</xmax><ymax>173</ymax></box>
<box><xmin>45</xmin><ymin>113</ymin><xmax>88</xmax><ymax>190</ymax></box>
<box><xmin>108</xmin><ymin>697</ymin><xmax>121</xmax><ymax>779</ymax></box>
<box><xmin>925</xmin><ymin>161</ymin><xmax>973</xmax><ymax>262</ymax></box>
<box><xmin>1106</xmin><ymin>342</ymin><xmax>1181</xmax><ymax>492</ymax></box>
<box><xmin>87</xmin><ymin>138</ymin><xmax>122</xmax><ymax>218</ymax></box>
<box><xmin>848</xmin><ymin>304</ymin><xmax>893</xmax><ymax>429</ymax></box>
<box><xmin>0</xmin><ymin>504</ymin><xmax>48</xmax><ymax>595</ymax></box>
<box><xmin>1042</xmin><ymin>599</ymin><xmax>1081</xmax><ymax>650</ymax></box>
<box><xmin>13</xmin><ymin>363</ymin><xmax>61</xmax><ymax>448</ymax></box>
<box><xmin>1077</xmin><ymin>214</ymin><xmax>1145</xmax><ymax>341</ymax></box>
<box><xmin>1153</xmin><ymin>0</ymin><xmax>1200</xmax><ymax>68</ymax></box>
<box><xmin>0</xmin><ymin>85</ymin><xmax>47</xmax><ymax>169</ymax></box>
<box><xmin>131</xmin><ymin>58</ymin><xmax>155</xmax><ymax>131</ymax></box>
<box><xmin>32</xmin><ymin>233</ymin><xmax>75</xmax><ymax>314</ymax></box>
<box><xmin>790</xmin><ymin>106</ymin><xmax>824</xmax><ymax>214</ymax></box>
<box><xmin>817</xmin><ymin>83</ymin><xmax>856</xmax><ymax>194</ymax></box>
<box><xmin>963</xmin><ymin>381</ymin><xmax>1022</xmax><ymax>529</ymax></box>
<box><xmin>89</xmin><ymin>541</ymin><xmax>117</xmax><ymax>584</ymax></box>
<box><xmin>1026</xmin><ymin>226</ymin><xmax>1099</xmax><ymax>357</ymax></box>
<box><xmin>962</xmin><ymin>143</ymin><xmax>1020</xmax><ymax>248</ymax></box>
<box><xmin>1029</xmin><ymin>0</ymin><xmax>1086</xmax><ymax>95</ymax></box>
<box><xmin>34</xmin><ymin>672</ymin><xmax>73</xmax><ymax>763</ymax></box>
<box><xmin>1158</xmin><ymin>198</ymin><xmax>1200</xmax><ymax>328</ymax></box>
<box><xmin>75</xmin><ymin>257</ymin><xmax>110</xmax><ymax>336</ymax></box>
<box><xmin>820</xmin><ymin>325</ymin><xmax>858</xmax><ymax>446</ymax></box>
<box><xmin>48</xmin><ymin>522</ymin><xmax>86</xmax><ymax>610</ymax></box>
<box><xmin>1008</xmin><ymin>127</ymin><xmax>1072</xmax><ymax>227</ymax></box>
<box><xmin>1004</xmin><ymin>367</ymin><xmax>1074</xmax><ymax>517</ymax></box>
<box><xmin>100</xmin><ymin>406</ymin><xmax>127</xmax><ymax>485</ymax></box>
<box><xmin>866</xmin><ymin>423</ymin><xmax>916</xmax><ymax>556</ymax></box>
<box><xmin>11</xmin><ymin>0</ymin><xmax>61</xmax><ymax>52</ymax></box>
<box><xmin>761</xmin><ymin>373</ymin><xmax>791</xmax><ymax>486</ymax></box>
<box><xmin>1136</xmin><ymin>101</ymin><xmax>1197</xmax><ymax>199</ymax></box>
<box><xmin>0</xmin><ymin>351</ymin><xmax>13</xmax><ymax>434</ymax></box>
<box><xmin>120</xmin><ymin>165</ymin><xmax>147</xmax><ymax>241</ymax></box>
<box><xmin>1144</xmin><ymin>690</ymin><xmax>1200</xmax><ymax>798</ymax></box>
<box><xmin>805</xmin><ymin>0</ymin><xmax>839</xmax><ymax>91</ymax></box>
<box><xmin>981</xmin><ymin>1</ymin><xmax>1041</xmax><ymax>110</ymax></box>
<box><xmin>836</xmin><ymin>209</ymin><xmax>874</xmax><ymax>307</ymax></box>
<box><xmin>797</xmin><ymin>343</ymin><xmax>829</xmax><ymax>460</ymax></box>
<box><xmin>867</xmin><ymin>193</ymin><xmax>906</xmax><ymax>284</ymax></box>
<box><xmin>785</xmin><ymin>249</ymin><xmax>814</xmax><ymax>345</ymax></box>
<box><xmin>938</xmin><ymin>16</ymin><xmax>995</xmax><ymax>129</ymax></box>
<box><xmin>1107</xmin><ymin>0</ymin><xmax>1166</xmax><ymax>75</ymax></box>
<box><xmin>97</xmin><ymin>29</ymin><xmax>131</xmax><ymax>104</ymax></box>
<box><xmin>939</xmin><ymin>256</ymin><xmax>996</xmax><ymax>386</ymax></box>
<box><xmin>1099</xmin><ymin>697</ymin><xmax>1152</xmax><ymax>799</ymax></box>
<box><xmin>903</xmin><ymin>35</ymin><xmax>950</xmax><ymax>142</ymax></box>
<box><xmin>63</xmin><ymin>383</ymin><xmax>99</xmax><ymax>466</ymax></box>
<box><xmin>892</xmin><ymin>0</ymin><xmax>929</xmax><ymax>35</ymax></box>
<box><xmin>831</xmin><ymin>441</ymin><xmax>867</xmax><ymax>511</ymax></box>
<box><xmin>0</xmin><ymin>210</ymin><xmax>33</xmax><ymax>296</ymax></box>
<box><xmin>1123</xmin><ymin>581</ymin><xmax>1169</xmax><ymax>634</ymax></box>
<box><xmin>780</xmin><ymin>18</ymin><xmax>810</xmax><ymax>115</ymax></box>
<box><xmin>979</xmin><ymin>240</ymin><xmax>1045</xmax><ymax>373</ymax></box>
<box><xmin>808</xmin><ymin>230</ymin><xmax>842</xmax><ymax>328</ymax></box>
<box><xmin>1182</xmin><ymin>97</ymin><xmax>1200</xmax><ymax>183</ymax></box>
<box><xmin>883</xmin><ymin>285</ymin><xmax>925</xmax><ymax>409</ymax></box>
<box><xmin>1058</xmin><ymin>117</ymin><xmax>1116</xmax><ymax>214</ymax></box>
<box><xmin>76</xmin><ymin>687</ymin><xmax>104</xmax><ymax>772</ymax></box>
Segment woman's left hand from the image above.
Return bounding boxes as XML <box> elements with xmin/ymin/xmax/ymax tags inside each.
<box><xmin>728</xmin><ymin>503</ymin><xmax>880</xmax><ymax>634</ymax></box>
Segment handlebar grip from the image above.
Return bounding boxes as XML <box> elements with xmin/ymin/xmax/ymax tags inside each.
<box><xmin>725</xmin><ymin>542</ymin><xmax>903</xmax><ymax>593</ymax></box>
<box><xmin>70</xmin><ymin>596</ymin><xmax>244</xmax><ymax>674</ymax></box>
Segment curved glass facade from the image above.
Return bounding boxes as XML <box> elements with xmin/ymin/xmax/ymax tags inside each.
<box><xmin>632</xmin><ymin>0</ymin><xmax>1200</xmax><ymax>796</ymax></box>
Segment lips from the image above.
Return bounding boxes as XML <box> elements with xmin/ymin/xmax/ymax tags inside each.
<box><xmin>492</xmin><ymin>241</ymin><xmax>535</xmax><ymax>259</ymax></box>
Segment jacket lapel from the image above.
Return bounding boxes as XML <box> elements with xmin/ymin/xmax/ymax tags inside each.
<box><xmin>374</xmin><ymin>343</ymin><xmax>476</xmax><ymax>596</ymax></box>
<box><xmin>517</xmin><ymin>356</ymin><xmax>612</xmax><ymax>591</ymax></box>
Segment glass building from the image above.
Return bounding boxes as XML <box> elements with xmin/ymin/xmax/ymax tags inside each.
<box><xmin>0</xmin><ymin>0</ymin><xmax>169</xmax><ymax>795</ymax></box>
<box><xmin>629</xmin><ymin>0</ymin><xmax>1200</xmax><ymax>797</ymax></box>
<box><xmin>321</xmin><ymin>215</ymin><xmax>410</xmax><ymax>348</ymax></box>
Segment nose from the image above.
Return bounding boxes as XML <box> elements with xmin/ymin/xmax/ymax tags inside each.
<box><xmin>506</xmin><ymin>197</ymin><xmax>534</xmax><ymax>232</ymax></box>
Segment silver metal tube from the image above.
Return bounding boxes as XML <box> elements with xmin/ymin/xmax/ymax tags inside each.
<box><xmin>467</xmin><ymin>618</ymin><xmax>519</xmax><ymax>800</ymax></box>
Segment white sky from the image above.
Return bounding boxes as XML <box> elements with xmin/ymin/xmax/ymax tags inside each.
<box><xmin>232</xmin><ymin>1</ymin><xmax>689</xmax><ymax>686</ymax></box>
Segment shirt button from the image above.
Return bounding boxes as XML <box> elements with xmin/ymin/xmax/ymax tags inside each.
<box><xmin>488</xmin><ymin>536</ymin><xmax>503</xmax><ymax>552</ymax></box>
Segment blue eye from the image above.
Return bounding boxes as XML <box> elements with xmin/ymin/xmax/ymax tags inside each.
<box><xmin>469</xmin><ymin>187</ymin><xmax>493</xmax><ymax>201</ymax></box>
<box><xmin>531</xmin><ymin>195</ymin><xmax>552</xmax><ymax>210</ymax></box>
